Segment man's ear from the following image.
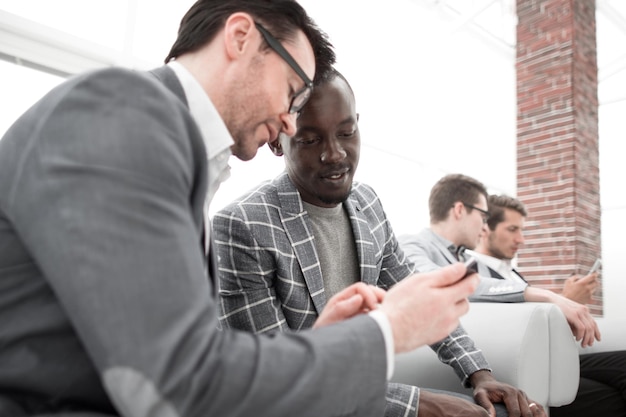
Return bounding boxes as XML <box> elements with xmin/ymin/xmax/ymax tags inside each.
<box><xmin>223</xmin><ymin>12</ymin><xmax>256</xmax><ymax>60</ymax></box>
<box><xmin>268</xmin><ymin>137</ymin><xmax>284</xmax><ymax>156</ymax></box>
<box><xmin>452</xmin><ymin>201</ymin><xmax>465</xmax><ymax>219</ymax></box>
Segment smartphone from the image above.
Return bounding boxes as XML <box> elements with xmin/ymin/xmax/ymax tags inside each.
<box><xmin>588</xmin><ymin>258</ymin><xmax>602</xmax><ymax>274</ymax></box>
<box><xmin>461</xmin><ymin>256</ymin><xmax>479</xmax><ymax>279</ymax></box>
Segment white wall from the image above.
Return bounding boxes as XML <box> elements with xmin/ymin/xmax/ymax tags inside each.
<box><xmin>210</xmin><ymin>0</ymin><xmax>625</xmax><ymax>319</ymax></box>
<box><xmin>1</xmin><ymin>0</ymin><xmax>623</xmax><ymax>318</ymax></box>
<box><xmin>211</xmin><ymin>0</ymin><xmax>518</xmax><ymax>237</ymax></box>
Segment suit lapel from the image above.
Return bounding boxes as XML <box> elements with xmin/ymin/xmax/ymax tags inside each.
<box><xmin>344</xmin><ymin>195</ymin><xmax>377</xmax><ymax>285</ymax></box>
<box><xmin>478</xmin><ymin>259</ymin><xmax>529</xmax><ymax>284</ymax></box>
<box><xmin>149</xmin><ymin>66</ymin><xmax>214</xmax><ymax>288</ymax></box>
<box><xmin>149</xmin><ymin>66</ymin><xmax>188</xmax><ymax>106</ymax></box>
<box><xmin>275</xmin><ymin>174</ymin><xmax>327</xmax><ymax>314</ymax></box>
<box><xmin>512</xmin><ymin>268</ymin><xmax>528</xmax><ymax>283</ymax></box>
<box><xmin>487</xmin><ymin>266</ymin><xmax>506</xmax><ymax>279</ymax></box>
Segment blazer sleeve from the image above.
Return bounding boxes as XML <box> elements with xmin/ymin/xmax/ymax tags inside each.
<box><xmin>212</xmin><ymin>204</ymin><xmax>293</xmax><ymax>334</ymax></box>
<box><xmin>429</xmin><ymin>325</ymin><xmax>492</xmax><ymax>387</ymax></box>
<box><xmin>397</xmin><ymin>233</ymin><xmax>492</xmax><ymax>386</ymax></box>
<box><xmin>7</xmin><ymin>68</ymin><xmax>389</xmax><ymax>417</ymax></box>
<box><xmin>397</xmin><ymin>234</ymin><xmax>447</xmax><ymax>273</ymax></box>
<box><xmin>470</xmin><ymin>262</ymin><xmax>527</xmax><ymax>303</ymax></box>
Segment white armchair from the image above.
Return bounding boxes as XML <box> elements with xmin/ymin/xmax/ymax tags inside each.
<box><xmin>391</xmin><ymin>302</ymin><xmax>580</xmax><ymax>410</ymax></box>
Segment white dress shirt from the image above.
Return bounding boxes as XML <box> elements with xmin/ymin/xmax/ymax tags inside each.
<box><xmin>167</xmin><ymin>61</ymin><xmax>232</xmax><ymax>246</ymax></box>
<box><xmin>468</xmin><ymin>250</ymin><xmax>527</xmax><ymax>285</ymax></box>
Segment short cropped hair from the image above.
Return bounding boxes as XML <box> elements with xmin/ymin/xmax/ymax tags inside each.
<box><xmin>486</xmin><ymin>194</ymin><xmax>528</xmax><ymax>231</ymax></box>
<box><xmin>429</xmin><ymin>174</ymin><xmax>488</xmax><ymax>223</ymax></box>
<box><xmin>313</xmin><ymin>67</ymin><xmax>353</xmax><ymax>92</ymax></box>
<box><xmin>165</xmin><ymin>0</ymin><xmax>335</xmax><ymax>80</ymax></box>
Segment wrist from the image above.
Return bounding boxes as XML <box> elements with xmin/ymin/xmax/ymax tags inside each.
<box><xmin>469</xmin><ymin>369</ymin><xmax>494</xmax><ymax>387</ymax></box>
<box><xmin>524</xmin><ymin>286</ymin><xmax>554</xmax><ymax>303</ymax></box>
<box><xmin>367</xmin><ymin>310</ymin><xmax>395</xmax><ymax>379</ymax></box>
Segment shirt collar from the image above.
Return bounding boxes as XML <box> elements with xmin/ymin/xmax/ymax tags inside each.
<box><xmin>429</xmin><ymin>230</ymin><xmax>458</xmax><ymax>257</ymax></box>
<box><xmin>166</xmin><ymin>61</ymin><xmax>233</xmax><ymax>160</ymax></box>
<box><xmin>467</xmin><ymin>250</ymin><xmax>519</xmax><ymax>281</ymax></box>
<box><xmin>166</xmin><ymin>61</ymin><xmax>233</xmax><ymax>209</ymax></box>
<box><xmin>467</xmin><ymin>250</ymin><xmax>505</xmax><ymax>271</ymax></box>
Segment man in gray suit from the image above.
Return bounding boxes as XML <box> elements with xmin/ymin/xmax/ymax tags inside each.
<box><xmin>0</xmin><ymin>1</ymin><xmax>481</xmax><ymax>416</ymax></box>
<box><xmin>214</xmin><ymin>69</ymin><xmax>545</xmax><ymax>417</ymax></box>
<box><xmin>398</xmin><ymin>173</ymin><xmax>599</xmax><ymax>348</ymax></box>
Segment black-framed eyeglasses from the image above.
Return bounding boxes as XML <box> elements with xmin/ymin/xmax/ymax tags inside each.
<box><xmin>255</xmin><ymin>22</ymin><xmax>313</xmax><ymax>114</ymax></box>
<box><xmin>462</xmin><ymin>202</ymin><xmax>490</xmax><ymax>224</ymax></box>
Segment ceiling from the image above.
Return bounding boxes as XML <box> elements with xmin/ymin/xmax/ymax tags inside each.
<box><xmin>412</xmin><ymin>0</ymin><xmax>626</xmax><ymax>106</ymax></box>
<box><xmin>0</xmin><ymin>0</ymin><xmax>623</xmax><ymax>108</ymax></box>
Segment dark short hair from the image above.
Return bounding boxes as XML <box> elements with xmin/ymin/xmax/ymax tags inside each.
<box><xmin>486</xmin><ymin>194</ymin><xmax>528</xmax><ymax>230</ymax></box>
<box><xmin>429</xmin><ymin>174</ymin><xmax>488</xmax><ymax>223</ymax></box>
<box><xmin>312</xmin><ymin>67</ymin><xmax>352</xmax><ymax>92</ymax></box>
<box><xmin>165</xmin><ymin>0</ymin><xmax>335</xmax><ymax>79</ymax></box>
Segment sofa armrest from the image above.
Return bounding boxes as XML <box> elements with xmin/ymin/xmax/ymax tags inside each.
<box><xmin>391</xmin><ymin>302</ymin><xmax>579</xmax><ymax>408</ymax></box>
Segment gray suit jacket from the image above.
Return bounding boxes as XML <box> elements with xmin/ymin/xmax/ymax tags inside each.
<box><xmin>398</xmin><ymin>228</ymin><xmax>527</xmax><ymax>304</ymax></box>
<box><xmin>0</xmin><ymin>66</ymin><xmax>388</xmax><ymax>417</ymax></box>
<box><xmin>213</xmin><ymin>173</ymin><xmax>492</xmax><ymax>413</ymax></box>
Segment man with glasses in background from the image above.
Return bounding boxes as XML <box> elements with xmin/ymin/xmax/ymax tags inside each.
<box><xmin>398</xmin><ymin>174</ymin><xmax>598</xmax><ymax>349</ymax></box>
<box><xmin>0</xmin><ymin>1</ymin><xmax>483</xmax><ymax>416</ymax></box>
<box><xmin>398</xmin><ymin>174</ymin><xmax>505</xmax><ymax>281</ymax></box>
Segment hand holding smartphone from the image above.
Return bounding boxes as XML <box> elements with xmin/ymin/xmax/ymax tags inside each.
<box><xmin>461</xmin><ymin>256</ymin><xmax>479</xmax><ymax>279</ymax></box>
<box><xmin>573</xmin><ymin>258</ymin><xmax>601</xmax><ymax>282</ymax></box>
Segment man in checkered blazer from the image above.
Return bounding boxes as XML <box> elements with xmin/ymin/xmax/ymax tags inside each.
<box><xmin>213</xmin><ymin>69</ymin><xmax>541</xmax><ymax>417</ymax></box>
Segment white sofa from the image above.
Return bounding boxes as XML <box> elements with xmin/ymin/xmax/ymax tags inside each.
<box><xmin>391</xmin><ymin>302</ymin><xmax>580</xmax><ymax>410</ymax></box>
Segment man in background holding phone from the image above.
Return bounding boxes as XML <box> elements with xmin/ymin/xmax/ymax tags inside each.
<box><xmin>465</xmin><ymin>194</ymin><xmax>626</xmax><ymax>417</ymax></box>
<box><xmin>399</xmin><ymin>174</ymin><xmax>599</xmax><ymax>347</ymax></box>
<box><xmin>562</xmin><ymin>258</ymin><xmax>601</xmax><ymax>304</ymax></box>
<box><xmin>472</xmin><ymin>194</ymin><xmax>600</xmax><ymax>305</ymax></box>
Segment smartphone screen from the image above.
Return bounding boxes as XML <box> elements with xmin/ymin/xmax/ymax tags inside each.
<box><xmin>462</xmin><ymin>257</ymin><xmax>478</xmax><ymax>279</ymax></box>
<box><xmin>589</xmin><ymin>258</ymin><xmax>602</xmax><ymax>274</ymax></box>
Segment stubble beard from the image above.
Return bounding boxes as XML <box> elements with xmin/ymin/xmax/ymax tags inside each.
<box><xmin>317</xmin><ymin>187</ymin><xmax>352</xmax><ymax>206</ymax></box>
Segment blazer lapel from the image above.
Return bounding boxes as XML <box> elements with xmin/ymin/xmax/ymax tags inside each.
<box><xmin>512</xmin><ymin>268</ymin><xmax>528</xmax><ymax>283</ymax></box>
<box><xmin>149</xmin><ymin>66</ymin><xmax>188</xmax><ymax>105</ymax></box>
<box><xmin>275</xmin><ymin>173</ymin><xmax>327</xmax><ymax>314</ymax></box>
<box><xmin>149</xmin><ymin>66</ymin><xmax>214</xmax><ymax>289</ymax></box>
<box><xmin>487</xmin><ymin>266</ymin><xmax>506</xmax><ymax>279</ymax></box>
<box><xmin>344</xmin><ymin>196</ymin><xmax>377</xmax><ymax>285</ymax></box>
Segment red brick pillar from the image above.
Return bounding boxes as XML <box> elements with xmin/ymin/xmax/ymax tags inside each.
<box><xmin>516</xmin><ymin>0</ymin><xmax>602</xmax><ymax>314</ymax></box>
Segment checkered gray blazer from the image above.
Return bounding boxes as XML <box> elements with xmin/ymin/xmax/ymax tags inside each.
<box><xmin>213</xmin><ymin>172</ymin><xmax>490</xmax><ymax>415</ymax></box>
